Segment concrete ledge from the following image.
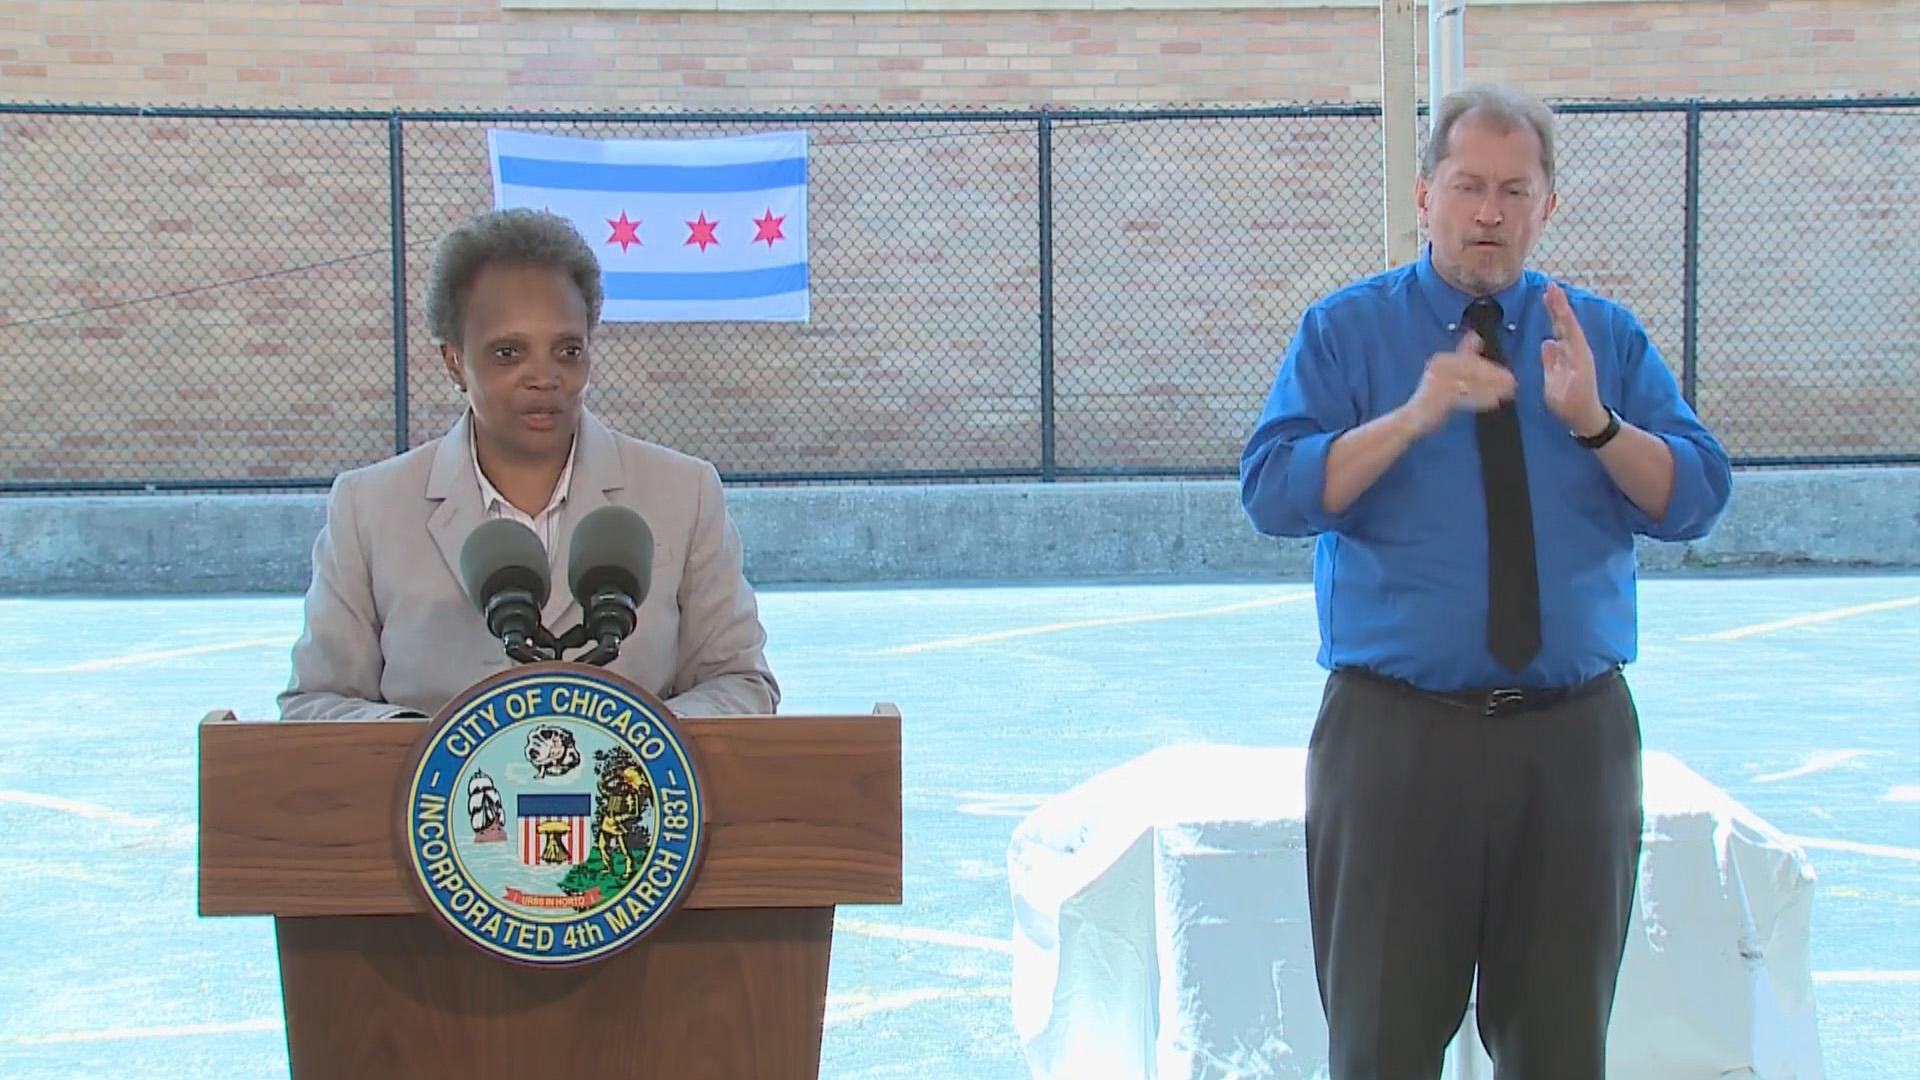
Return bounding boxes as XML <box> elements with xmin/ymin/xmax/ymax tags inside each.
<box><xmin>506</xmin><ymin>0</ymin><xmax>1671</xmax><ymax>11</ymax></box>
<box><xmin>2</xmin><ymin>467</ymin><xmax>1916</xmax><ymax>595</ymax></box>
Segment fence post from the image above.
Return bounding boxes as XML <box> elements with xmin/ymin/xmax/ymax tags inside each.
<box><xmin>1681</xmin><ymin>101</ymin><xmax>1701</xmax><ymax>409</ymax></box>
<box><xmin>388</xmin><ymin>112</ymin><xmax>410</xmax><ymax>455</ymax></box>
<box><xmin>1038</xmin><ymin>110</ymin><xmax>1057</xmax><ymax>482</ymax></box>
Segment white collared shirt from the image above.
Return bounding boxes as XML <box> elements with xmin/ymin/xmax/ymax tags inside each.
<box><xmin>470</xmin><ymin>419</ymin><xmax>578</xmax><ymax>553</ymax></box>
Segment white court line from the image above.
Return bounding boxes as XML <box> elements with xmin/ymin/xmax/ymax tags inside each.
<box><xmin>952</xmin><ymin>792</ymin><xmax>1051</xmax><ymax>818</ymax></box>
<box><xmin>1684</xmin><ymin>595</ymin><xmax>1920</xmax><ymax>642</ymax></box>
<box><xmin>24</xmin><ymin>636</ymin><xmax>296</xmax><ymax>674</ymax></box>
<box><xmin>1787</xmin><ymin>835</ymin><xmax>1920</xmax><ymax>863</ymax></box>
<box><xmin>7</xmin><ymin>1017</ymin><xmax>284</xmax><ymax>1047</ymax></box>
<box><xmin>837</xmin><ymin>917</ymin><xmax>1014</xmax><ymax>955</ymax></box>
<box><xmin>1753</xmin><ymin>750</ymin><xmax>1869</xmax><ymax>784</ymax></box>
<box><xmin>0</xmin><ymin>790</ymin><xmax>164</xmax><ymax>830</ymax></box>
<box><xmin>1812</xmin><ymin>970</ymin><xmax>1920</xmax><ymax>985</ymax></box>
<box><xmin>880</xmin><ymin>590</ymin><xmax>1315</xmax><ymax>655</ymax></box>
<box><xmin>825</xmin><ymin>986</ymin><xmax>1008</xmax><ymax>1025</ymax></box>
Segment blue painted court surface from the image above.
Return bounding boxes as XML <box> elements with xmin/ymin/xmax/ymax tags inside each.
<box><xmin>1</xmin><ymin>573</ymin><xmax>1915</xmax><ymax>1079</ymax></box>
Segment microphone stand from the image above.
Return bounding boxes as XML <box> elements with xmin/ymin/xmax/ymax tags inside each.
<box><xmin>573</xmin><ymin>634</ymin><xmax>623</xmax><ymax>667</ymax></box>
<box><xmin>493</xmin><ymin>590</ymin><xmax>636</xmax><ymax>668</ymax></box>
<box><xmin>500</xmin><ymin>621</ymin><xmax>626</xmax><ymax>666</ymax></box>
<box><xmin>504</xmin><ymin>637</ymin><xmax>547</xmax><ymax>664</ymax></box>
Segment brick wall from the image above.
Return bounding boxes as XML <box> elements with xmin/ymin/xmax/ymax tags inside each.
<box><xmin>2</xmin><ymin>1</ymin><xmax>1916</xmax><ymax>483</ymax></box>
<box><xmin>2</xmin><ymin>1</ymin><xmax>1915</xmax><ymax>107</ymax></box>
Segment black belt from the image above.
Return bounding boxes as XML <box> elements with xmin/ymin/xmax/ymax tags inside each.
<box><xmin>1340</xmin><ymin>664</ymin><xmax>1622</xmax><ymax>718</ymax></box>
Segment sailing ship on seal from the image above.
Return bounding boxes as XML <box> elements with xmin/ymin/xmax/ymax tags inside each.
<box><xmin>469</xmin><ymin>770</ymin><xmax>506</xmax><ymax>842</ymax></box>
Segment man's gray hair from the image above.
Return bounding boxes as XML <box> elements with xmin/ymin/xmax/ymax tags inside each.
<box><xmin>1421</xmin><ymin>84</ymin><xmax>1557</xmax><ymax>190</ymax></box>
<box><xmin>425</xmin><ymin>208</ymin><xmax>605</xmax><ymax>346</ymax></box>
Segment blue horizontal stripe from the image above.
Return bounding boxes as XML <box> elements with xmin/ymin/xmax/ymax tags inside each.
<box><xmin>602</xmin><ymin>263</ymin><xmax>809</xmax><ymax>302</ymax></box>
<box><xmin>498</xmin><ymin>155</ymin><xmax>807</xmax><ymax>194</ymax></box>
<box><xmin>517</xmin><ymin>793</ymin><xmax>591</xmax><ymax>816</ymax></box>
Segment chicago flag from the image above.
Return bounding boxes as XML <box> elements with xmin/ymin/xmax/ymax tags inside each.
<box><xmin>488</xmin><ymin>128</ymin><xmax>810</xmax><ymax>323</ymax></box>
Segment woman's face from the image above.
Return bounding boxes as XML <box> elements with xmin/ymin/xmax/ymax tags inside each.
<box><xmin>441</xmin><ymin>262</ymin><xmax>592</xmax><ymax>464</ymax></box>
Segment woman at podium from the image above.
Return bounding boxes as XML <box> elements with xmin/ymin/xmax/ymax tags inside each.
<box><xmin>278</xmin><ymin>209</ymin><xmax>779</xmax><ymax>721</ymax></box>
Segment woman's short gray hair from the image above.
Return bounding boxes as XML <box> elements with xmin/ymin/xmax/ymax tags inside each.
<box><xmin>1422</xmin><ymin>84</ymin><xmax>1558</xmax><ymax>191</ymax></box>
<box><xmin>424</xmin><ymin>208</ymin><xmax>605</xmax><ymax>346</ymax></box>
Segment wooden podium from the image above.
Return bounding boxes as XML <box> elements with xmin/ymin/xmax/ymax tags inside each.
<box><xmin>198</xmin><ymin>706</ymin><xmax>902</xmax><ymax>1080</ymax></box>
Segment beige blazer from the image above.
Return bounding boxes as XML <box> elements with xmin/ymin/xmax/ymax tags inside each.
<box><xmin>279</xmin><ymin>411</ymin><xmax>778</xmax><ymax>720</ymax></box>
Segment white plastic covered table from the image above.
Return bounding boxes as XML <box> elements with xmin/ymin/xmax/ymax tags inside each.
<box><xmin>1009</xmin><ymin>745</ymin><xmax>1823</xmax><ymax>1080</ymax></box>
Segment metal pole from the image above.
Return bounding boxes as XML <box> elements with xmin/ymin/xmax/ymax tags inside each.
<box><xmin>1037</xmin><ymin>111</ymin><xmax>1056</xmax><ymax>482</ymax></box>
<box><xmin>1430</xmin><ymin>0</ymin><xmax>1466</xmax><ymax>126</ymax></box>
<box><xmin>388</xmin><ymin>113</ymin><xmax>410</xmax><ymax>455</ymax></box>
<box><xmin>1682</xmin><ymin>103</ymin><xmax>1702</xmax><ymax>409</ymax></box>
<box><xmin>1380</xmin><ymin>0</ymin><xmax>1420</xmax><ymax>267</ymax></box>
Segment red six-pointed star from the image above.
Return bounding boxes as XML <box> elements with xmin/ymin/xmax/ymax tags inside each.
<box><xmin>685</xmin><ymin>212</ymin><xmax>719</xmax><ymax>252</ymax></box>
<box><xmin>752</xmin><ymin>208</ymin><xmax>786</xmax><ymax>248</ymax></box>
<box><xmin>606</xmin><ymin>211</ymin><xmax>641</xmax><ymax>253</ymax></box>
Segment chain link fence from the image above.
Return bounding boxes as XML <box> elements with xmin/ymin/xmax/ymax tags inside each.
<box><xmin>2</xmin><ymin>98</ymin><xmax>1914</xmax><ymax>492</ymax></box>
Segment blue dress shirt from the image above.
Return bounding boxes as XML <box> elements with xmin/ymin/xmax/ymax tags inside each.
<box><xmin>1240</xmin><ymin>247</ymin><xmax>1733</xmax><ymax>692</ymax></box>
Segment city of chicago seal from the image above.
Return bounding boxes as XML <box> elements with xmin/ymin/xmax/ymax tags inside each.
<box><xmin>401</xmin><ymin>664</ymin><xmax>706</xmax><ymax>966</ymax></box>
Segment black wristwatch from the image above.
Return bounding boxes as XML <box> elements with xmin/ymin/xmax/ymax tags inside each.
<box><xmin>1574</xmin><ymin>408</ymin><xmax>1621</xmax><ymax>449</ymax></box>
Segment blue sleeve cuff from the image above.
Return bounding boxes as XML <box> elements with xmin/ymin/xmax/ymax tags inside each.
<box><xmin>1628</xmin><ymin>432</ymin><xmax>1731</xmax><ymax>541</ymax></box>
<box><xmin>1241</xmin><ymin>427</ymin><xmax>1350</xmax><ymax>538</ymax></box>
<box><xmin>1284</xmin><ymin>428</ymin><xmax>1350</xmax><ymax>535</ymax></box>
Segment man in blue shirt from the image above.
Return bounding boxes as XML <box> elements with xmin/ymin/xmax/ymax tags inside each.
<box><xmin>1240</xmin><ymin>85</ymin><xmax>1731</xmax><ymax>1079</ymax></box>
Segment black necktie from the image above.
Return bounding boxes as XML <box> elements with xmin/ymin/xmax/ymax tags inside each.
<box><xmin>1464</xmin><ymin>298</ymin><xmax>1542</xmax><ymax>672</ymax></box>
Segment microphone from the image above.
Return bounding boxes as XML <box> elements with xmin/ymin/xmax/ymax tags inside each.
<box><xmin>459</xmin><ymin>518</ymin><xmax>552</xmax><ymax>664</ymax></box>
<box><xmin>565</xmin><ymin>505</ymin><xmax>653</xmax><ymax>667</ymax></box>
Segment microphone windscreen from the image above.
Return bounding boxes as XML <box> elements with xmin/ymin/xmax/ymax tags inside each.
<box><xmin>567</xmin><ymin>505</ymin><xmax>653</xmax><ymax>609</ymax></box>
<box><xmin>459</xmin><ymin>518</ymin><xmax>551</xmax><ymax>614</ymax></box>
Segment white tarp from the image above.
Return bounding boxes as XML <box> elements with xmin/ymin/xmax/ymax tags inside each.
<box><xmin>1008</xmin><ymin>745</ymin><xmax>1823</xmax><ymax>1080</ymax></box>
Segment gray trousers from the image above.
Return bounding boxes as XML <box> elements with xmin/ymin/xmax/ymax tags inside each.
<box><xmin>1305</xmin><ymin>667</ymin><xmax>1643</xmax><ymax>1080</ymax></box>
